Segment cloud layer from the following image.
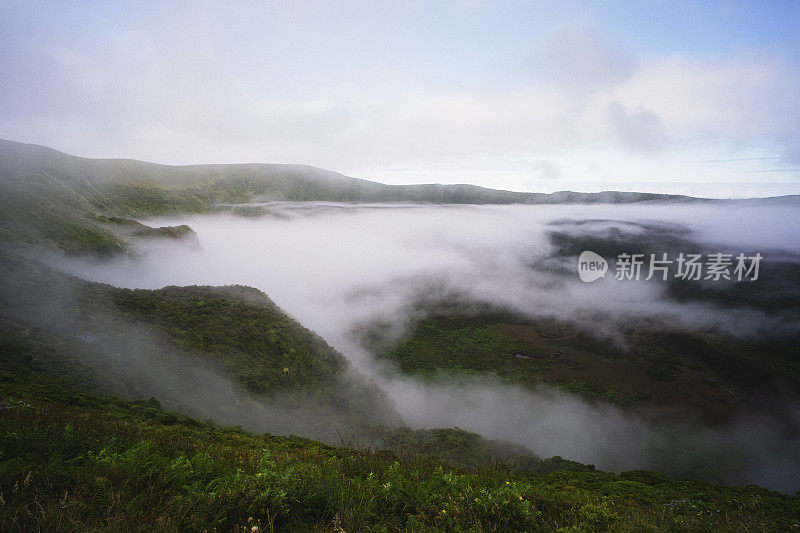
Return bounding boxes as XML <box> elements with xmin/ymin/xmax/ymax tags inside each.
<box><xmin>1</xmin><ymin>3</ymin><xmax>799</xmax><ymax>195</ymax></box>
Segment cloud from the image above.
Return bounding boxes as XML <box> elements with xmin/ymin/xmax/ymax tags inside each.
<box><xmin>531</xmin><ymin>21</ymin><xmax>639</xmax><ymax>96</ymax></box>
<box><xmin>57</xmin><ymin>203</ymin><xmax>800</xmax><ymax>340</ymax></box>
<box><xmin>529</xmin><ymin>159</ymin><xmax>562</xmax><ymax>181</ymax></box>
<box><xmin>613</xmin><ymin>54</ymin><xmax>800</xmax><ymax>146</ymax></box>
<box><xmin>0</xmin><ymin>5</ymin><xmax>798</xmax><ymax>192</ymax></box>
<box><xmin>607</xmin><ymin>100</ymin><xmax>666</xmax><ymax>153</ymax></box>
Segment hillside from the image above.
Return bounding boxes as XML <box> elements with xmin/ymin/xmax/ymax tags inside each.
<box><xmin>0</xmin><ymin>138</ymin><xmax>703</xmax><ymax>206</ymax></box>
<box><xmin>5</xmin><ymin>247</ymin><xmax>795</xmax><ymax>530</ymax></box>
<box><xmin>0</xmin><ymin>138</ymin><xmax>714</xmax><ymax>254</ymax></box>
<box><xmin>4</xmin><ymin>138</ymin><xmax>798</xmax><ymax>257</ymax></box>
<box><xmin>2</xmin><ymin>139</ymin><xmax>800</xmax><ymax>529</ymax></box>
<box><xmin>356</xmin><ymin>218</ymin><xmax>800</xmax><ymax>425</ymax></box>
<box><xmin>0</xmin><ymin>248</ymin><xmax>396</xmax><ymax>436</ymax></box>
<box><xmin>362</xmin><ymin>310</ymin><xmax>799</xmax><ymax>422</ymax></box>
<box><xmin>4</xmin><ymin>394</ymin><xmax>799</xmax><ymax>530</ymax></box>
<box><xmin>1</xmin><ymin>256</ymin><xmax>798</xmax><ymax>530</ymax></box>
<box><xmin>0</xmin><ymin>247</ymin><xmax>563</xmax><ymax>465</ymax></box>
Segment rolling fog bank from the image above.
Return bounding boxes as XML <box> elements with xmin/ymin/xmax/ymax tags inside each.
<box><xmin>53</xmin><ymin>202</ymin><xmax>800</xmax><ymax>491</ymax></box>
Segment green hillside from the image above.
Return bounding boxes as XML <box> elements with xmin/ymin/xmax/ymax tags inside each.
<box><xmin>0</xmin><ymin>138</ymin><xmax>710</xmax><ymax>254</ymax></box>
<box><xmin>363</xmin><ymin>310</ymin><xmax>799</xmax><ymax>421</ymax></box>
<box><xmin>2</xmin><ymin>288</ymin><xmax>798</xmax><ymax>531</ymax></box>
<box><xmin>0</xmin><ymin>138</ymin><xmax>702</xmax><ymax>206</ymax></box>
<box><xmin>0</xmin><ymin>248</ymin><xmax>563</xmax><ymax>465</ymax></box>
<box><xmin>358</xmin><ymin>222</ymin><xmax>800</xmax><ymax>423</ymax></box>
<box><xmin>4</xmin><ymin>394</ymin><xmax>798</xmax><ymax>531</ymax></box>
<box><xmin>2</xmin><ymin>139</ymin><xmax>800</xmax><ymax>529</ymax></box>
<box><xmin>1</xmin><ymin>249</ymin><xmax>798</xmax><ymax>529</ymax></box>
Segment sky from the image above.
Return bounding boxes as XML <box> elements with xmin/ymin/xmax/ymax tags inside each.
<box><xmin>1</xmin><ymin>1</ymin><xmax>800</xmax><ymax>197</ymax></box>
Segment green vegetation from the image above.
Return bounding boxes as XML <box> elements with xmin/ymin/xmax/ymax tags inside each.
<box><xmin>373</xmin><ymin>427</ymin><xmax>594</xmax><ymax>474</ymax></box>
<box><xmin>377</xmin><ymin>315</ymin><xmax>554</xmax><ymax>383</ymax></box>
<box><xmin>2</xmin><ymin>345</ymin><xmax>798</xmax><ymax>531</ymax></box>
<box><xmin>2</xmin><ymin>139</ymin><xmax>800</xmax><ymax>529</ymax></box>
<box><xmin>131</xmin><ymin>223</ymin><xmax>196</xmax><ymax>240</ymax></box>
<box><xmin>0</xmin><ymin>138</ymin><xmax>712</xmax><ymax>254</ymax></box>
<box><xmin>0</xmin><ymin>249</ymin><xmax>396</xmax><ymax>437</ymax></box>
<box><xmin>1</xmin><ymin>252</ymin><xmax>797</xmax><ymax>530</ymax></box>
<box><xmin>365</xmin><ymin>309</ymin><xmax>798</xmax><ymax>420</ymax></box>
<box><xmin>0</xmin><ymin>180</ymin><xmax>200</xmax><ymax>254</ymax></box>
<box><xmin>104</xmin><ymin>285</ymin><xmax>347</xmax><ymax>394</ymax></box>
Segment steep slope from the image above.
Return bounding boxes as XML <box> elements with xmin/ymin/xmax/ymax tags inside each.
<box><xmin>0</xmin><ymin>248</ymin><xmax>561</xmax><ymax>467</ymax></box>
<box><xmin>0</xmin><ymin>248</ymin><xmax>398</xmax><ymax>437</ymax></box>
<box><xmin>2</xmin><ymin>287</ymin><xmax>798</xmax><ymax>530</ymax></box>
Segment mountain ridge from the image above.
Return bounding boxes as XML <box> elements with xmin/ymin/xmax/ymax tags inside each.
<box><xmin>0</xmin><ymin>137</ymin><xmax>726</xmax><ymax>204</ymax></box>
<box><xmin>1</xmin><ymin>137</ymin><xmax>797</xmax><ymax>255</ymax></box>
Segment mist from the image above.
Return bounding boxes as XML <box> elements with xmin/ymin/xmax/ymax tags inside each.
<box><xmin>58</xmin><ymin>202</ymin><xmax>800</xmax><ymax>343</ymax></box>
<box><xmin>0</xmin><ymin>245</ymin><xmax>398</xmax><ymax>443</ymax></box>
<box><xmin>52</xmin><ymin>202</ymin><xmax>800</xmax><ymax>491</ymax></box>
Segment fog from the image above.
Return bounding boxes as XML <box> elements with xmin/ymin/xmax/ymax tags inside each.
<box><xmin>53</xmin><ymin>202</ymin><xmax>800</xmax><ymax>491</ymax></box>
<box><xmin>0</xmin><ymin>247</ymin><xmax>397</xmax><ymax>443</ymax></box>
<box><xmin>60</xmin><ymin>202</ymin><xmax>800</xmax><ymax>344</ymax></box>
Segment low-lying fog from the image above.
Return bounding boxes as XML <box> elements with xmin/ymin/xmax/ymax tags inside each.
<box><xmin>56</xmin><ymin>202</ymin><xmax>800</xmax><ymax>491</ymax></box>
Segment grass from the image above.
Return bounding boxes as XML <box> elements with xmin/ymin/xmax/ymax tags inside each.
<box><xmin>1</xmin><ymin>141</ymin><xmax>800</xmax><ymax>528</ymax></box>
<box><xmin>0</xmin><ymin>138</ymin><xmax>714</xmax><ymax>255</ymax></box>
<box><xmin>2</xmin><ymin>395</ymin><xmax>799</xmax><ymax>531</ymax></box>
<box><xmin>0</xmin><ymin>249</ymin><xmax>399</xmax><ymax>438</ymax></box>
<box><xmin>366</xmin><ymin>309</ymin><xmax>799</xmax><ymax>420</ymax></box>
<box><xmin>378</xmin><ymin>315</ymin><xmax>555</xmax><ymax>384</ymax></box>
<box><xmin>1</xmin><ymin>254</ymin><xmax>798</xmax><ymax>530</ymax></box>
<box><xmin>369</xmin><ymin>313</ymin><xmax>634</xmax><ymax>403</ymax></box>
<box><xmin>0</xmin><ymin>181</ymin><xmax>203</xmax><ymax>254</ymax></box>
<box><xmin>104</xmin><ymin>285</ymin><xmax>349</xmax><ymax>395</ymax></box>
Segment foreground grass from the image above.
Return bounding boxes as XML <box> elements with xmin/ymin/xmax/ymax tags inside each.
<box><xmin>2</xmin><ymin>396</ymin><xmax>798</xmax><ymax>532</ymax></box>
<box><xmin>2</xmin><ymin>283</ymin><xmax>798</xmax><ymax>531</ymax></box>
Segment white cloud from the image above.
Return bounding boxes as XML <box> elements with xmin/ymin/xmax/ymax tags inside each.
<box><xmin>613</xmin><ymin>54</ymin><xmax>800</xmax><ymax>143</ymax></box>
<box><xmin>1</xmin><ymin>8</ymin><xmax>798</xmax><ymax>194</ymax></box>
<box><xmin>606</xmin><ymin>100</ymin><xmax>666</xmax><ymax>153</ymax></box>
<box><xmin>531</xmin><ymin>20</ymin><xmax>639</xmax><ymax>96</ymax></box>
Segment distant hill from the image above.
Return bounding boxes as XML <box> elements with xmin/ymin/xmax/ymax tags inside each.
<box><xmin>1</xmin><ymin>138</ymin><xmax>796</xmax><ymax>254</ymax></box>
<box><xmin>1</xmin><ymin>138</ymin><xmax>706</xmax><ymax>205</ymax></box>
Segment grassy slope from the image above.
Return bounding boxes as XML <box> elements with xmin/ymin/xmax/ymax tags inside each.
<box><xmin>1</xmin><ymin>254</ymin><xmax>797</xmax><ymax>530</ymax></box>
<box><xmin>366</xmin><ymin>310</ymin><xmax>799</xmax><ymax>423</ymax></box>
<box><xmin>0</xmin><ymin>138</ymin><xmax>711</xmax><ymax>255</ymax></box>
<box><xmin>2</xmin><ymin>325</ymin><xmax>798</xmax><ymax>531</ymax></box>
<box><xmin>103</xmin><ymin>285</ymin><xmax>349</xmax><ymax>395</ymax></box>
<box><xmin>0</xmin><ymin>138</ymin><xmax>702</xmax><ymax>205</ymax></box>
<box><xmin>2</xmin><ymin>138</ymin><xmax>797</xmax><ymax>256</ymax></box>
<box><xmin>0</xmin><ymin>250</ymin><xmax>571</xmax><ymax>464</ymax></box>
<box><xmin>0</xmin><ymin>249</ymin><xmax>396</xmax><ymax>428</ymax></box>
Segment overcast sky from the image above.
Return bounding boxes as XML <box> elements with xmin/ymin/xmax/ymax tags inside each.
<box><xmin>2</xmin><ymin>1</ymin><xmax>799</xmax><ymax>197</ymax></box>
